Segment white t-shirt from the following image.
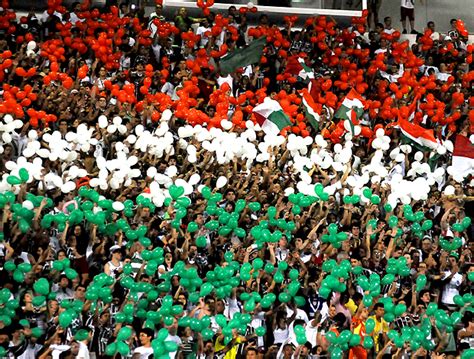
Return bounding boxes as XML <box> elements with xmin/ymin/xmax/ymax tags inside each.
<box><xmin>77</xmin><ymin>341</ymin><xmax>90</xmax><ymax>359</ymax></box>
<box><xmin>196</xmin><ymin>26</ymin><xmax>211</xmax><ymax>47</ymax></box>
<box><xmin>165</xmin><ymin>335</ymin><xmax>182</xmax><ymax>359</ymax></box>
<box><xmin>401</xmin><ymin>0</ymin><xmax>415</xmax><ymax>9</ymax></box>
<box><xmin>441</xmin><ymin>271</ymin><xmax>463</xmax><ymax>305</ymax></box>
<box><xmin>132</xmin><ymin>346</ymin><xmax>154</xmax><ymax>359</ymax></box>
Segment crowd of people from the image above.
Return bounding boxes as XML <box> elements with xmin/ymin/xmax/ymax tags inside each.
<box><xmin>0</xmin><ymin>0</ymin><xmax>473</xmax><ymax>358</ymax></box>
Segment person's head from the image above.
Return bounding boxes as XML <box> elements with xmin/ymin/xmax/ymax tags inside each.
<box><xmin>375</xmin><ymin>23</ymin><xmax>384</xmax><ymax>33</ymax></box>
<box><xmin>279</xmin><ymin>236</ymin><xmax>288</xmax><ymax>249</ymax></box>
<box><xmin>228</xmin><ymin>6</ymin><xmax>237</xmax><ymax>17</ymax></box>
<box><xmin>427</xmin><ymin>21</ymin><xmax>435</xmax><ymax>31</ymax></box>
<box><xmin>74</xmin><ymin>284</ymin><xmax>86</xmax><ymax>300</ymax></box>
<box><xmin>216</xmin><ymin>299</ymin><xmax>225</xmax><ymax>314</ymax></box>
<box><xmin>71</xmin><ymin>1</ymin><xmax>81</xmax><ymax>12</ymax></box>
<box><xmin>374</xmin><ymin>303</ymin><xmax>385</xmax><ymax>319</ymax></box>
<box><xmin>333</xmin><ymin>313</ymin><xmax>346</xmax><ymax>329</ymax></box>
<box><xmin>448</xmin><ymin>252</ymin><xmax>459</xmax><ymax>268</ymax></box>
<box><xmin>165</xmin><ymin>316</ymin><xmax>178</xmax><ymax>335</ymax></box>
<box><xmin>422</xmin><ymin>237</ymin><xmax>432</xmax><ymax>252</ymax></box>
<box><xmin>58</xmin><ymin>275</ymin><xmax>70</xmax><ymax>289</ymax></box>
<box><xmin>450</xmin><ymin>19</ymin><xmax>458</xmax><ymax>29</ymax></box>
<box><xmin>384</xmin><ymin>16</ymin><xmax>392</xmax><ymax>28</ymax></box>
<box><xmin>139</xmin><ymin>327</ymin><xmax>154</xmax><ymax>346</ymax></box>
<box><xmin>99</xmin><ymin>311</ymin><xmax>110</xmax><ymax>326</ymax></box>
<box><xmin>58</xmin><ymin>119</ymin><xmax>68</xmax><ymax>133</ymax></box>
<box><xmin>282</xmin><ymin>343</ymin><xmax>293</xmax><ymax>357</ymax></box>
<box><xmin>419</xmin><ymin>289</ymin><xmax>431</xmax><ymax>304</ymax></box>
<box><xmin>0</xmin><ymin>329</ymin><xmax>10</xmax><ymax>349</ymax></box>
<box><xmin>178</xmin><ymin>7</ymin><xmax>187</xmax><ymax>17</ymax></box>
<box><xmin>245</xmin><ymin>347</ymin><xmax>258</xmax><ymax>359</ymax></box>
<box><xmin>154</xmin><ymin>4</ymin><xmax>163</xmax><ymax>15</ymax></box>
<box><xmin>351</xmin><ymin>222</ymin><xmax>360</xmax><ymax>237</ymax></box>
<box><xmin>352</xmin><ymin>292</ymin><xmax>363</xmax><ymax>306</ymax></box>
<box><xmin>69</xmin><ymin>341</ymin><xmax>80</xmax><ymax>356</ymax></box>
<box><xmin>461</xmin><ymin>311</ymin><xmax>474</xmax><ymax>328</ymax></box>
<box><xmin>111</xmin><ymin>246</ymin><xmax>122</xmax><ymax>261</ymax></box>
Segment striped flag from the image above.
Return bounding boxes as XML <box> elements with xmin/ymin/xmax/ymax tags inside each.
<box><xmin>300</xmin><ymin>89</ymin><xmax>321</xmax><ymax>131</ymax></box>
<box><xmin>284</xmin><ymin>56</ymin><xmax>314</xmax><ymax>81</ymax></box>
<box><xmin>335</xmin><ymin>89</ymin><xmax>365</xmax><ymax>120</ymax></box>
<box><xmin>398</xmin><ymin>117</ymin><xmax>439</xmax><ymax>151</ymax></box>
<box><xmin>253</xmin><ymin>97</ymin><xmax>292</xmax><ymax>135</ymax></box>
<box><xmin>450</xmin><ymin>134</ymin><xmax>474</xmax><ymax>179</ymax></box>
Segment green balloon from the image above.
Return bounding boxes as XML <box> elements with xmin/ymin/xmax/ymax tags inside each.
<box><xmin>255</xmin><ymin>327</ymin><xmax>267</xmax><ymax>337</ymax></box>
<box><xmin>370</xmin><ymin>195</ymin><xmax>381</xmax><ymax>204</ymax></box>
<box><xmin>416</xmin><ymin>274</ymin><xmax>427</xmax><ymax>292</ymax></box>
<box><xmin>362</xmin><ymin>188</ymin><xmax>372</xmax><ymax>198</ymax></box>
<box><xmin>187</xmin><ymin>221</ymin><xmax>199</xmax><ymax>233</ymax></box>
<box><xmin>65</xmin><ymin>268</ymin><xmax>78</xmax><ymax>280</ymax></box>
<box><xmin>169</xmin><ymin>185</ymin><xmax>185</xmax><ymax>200</ymax></box>
<box><xmin>365</xmin><ymin>318</ymin><xmax>375</xmax><ymax>334</ymax></box>
<box><xmin>264</xmin><ymin>263</ymin><xmax>274</xmax><ymax>274</ymax></box>
<box><xmin>4</xmin><ymin>261</ymin><xmax>16</xmax><ymax>272</ymax></box>
<box><xmin>278</xmin><ymin>292</ymin><xmax>291</xmax><ymax>303</ymax></box>
<box><xmin>249</xmin><ymin>202</ymin><xmax>261</xmax><ymax>211</ymax></box>
<box><xmin>117</xmin><ymin>341</ymin><xmax>129</xmax><ymax>356</ymax></box>
<box><xmin>196</xmin><ymin>236</ymin><xmax>207</xmax><ymax>248</ymax></box>
<box><xmin>7</xmin><ymin>175</ymin><xmax>22</xmax><ymax>185</ymax></box>
<box><xmin>117</xmin><ymin>327</ymin><xmax>132</xmax><ymax>341</ymax></box>
<box><xmin>13</xmin><ymin>269</ymin><xmax>25</xmax><ymax>282</ymax></box>
<box><xmin>362</xmin><ymin>336</ymin><xmax>374</xmax><ymax>349</ymax></box>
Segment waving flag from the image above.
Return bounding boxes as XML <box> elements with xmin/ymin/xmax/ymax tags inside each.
<box><xmin>398</xmin><ymin>118</ymin><xmax>439</xmax><ymax>151</ymax></box>
<box><xmin>300</xmin><ymin>89</ymin><xmax>321</xmax><ymax>131</ymax></box>
<box><xmin>284</xmin><ymin>56</ymin><xmax>314</xmax><ymax>81</ymax></box>
<box><xmin>335</xmin><ymin>89</ymin><xmax>365</xmax><ymax>121</ymax></box>
<box><xmin>219</xmin><ymin>37</ymin><xmax>266</xmax><ymax>75</ymax></box>
<box><xmin>253</xmin><ymin>97</ymin><xmax>292</xmax><ymax>135</ymax></box>
<box><xmin>450</xmin><ymin>135</ymin><xmax>474</xmax><ymax>179</ymax></box>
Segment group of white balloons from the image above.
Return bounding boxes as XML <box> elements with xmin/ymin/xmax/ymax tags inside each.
<box><xmin>0</xmin><ymin>111</ymin><xmax>471</xmax><ymax>210</ymax></box>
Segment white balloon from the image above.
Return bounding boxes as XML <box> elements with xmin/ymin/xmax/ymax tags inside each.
<box><xmin>189</xmin><ymin>173</ymin><xmax>201</xmax><ymax>186</ymax></box>
<box><xmin>2</xmin><ymin>132</ymin><xmax>12</xmax><ymax>143</ymax></box>
<box><xmin>221</xmin><ymin>120</ymin><xmax>233</xmax><ymax>130</ymax></box>
<box><xmin>444</xmin><ymin>185</ymin><xmax>455</xmax><ymax>196</ymax></box>
<box><xmin>161</xmin><ymin>109</ymin><xmax>173</xmax><ymax>122</ymax></box>
<box><xmin>112</xmin><ymin>116</ymin><xmax>122</xmax><ymax>126</ymax></box>
<box><xmin>126</xmin><ymin>134</ymin><xmax>137</xmax><ymax>144</ymax></box>
<box><xmin>414</xmin><ymin>151</ymin><xmax>423</xmax><ymax>162</ymax></box>
<box><xmin>216</xmin><ymin>176</ymin><xmax>228</xmax><ymax>189</ymax></box>
<box><xmin>147</xmin><ymin>167</ymin><xmax>157</xmax><ymax>178</ymax></box>
<box><xmin>22</xmin><ymin>200</ymin><xmax>34</xmax><ymax>210</ymax></box>
<box><xmin>98</xmin><ymin>115</ymin><xmax>108</xmax><ymax>128</ymax></box>
<box><xmin>112</xmin><ymin>202</ymin><xmax>125</xmax><ymax>211</ymax></box>
<box><xmin>165</xmin><ymin>166</ymin><xmax>178</xmax><ymax>178</ymax></box>
<box><xmin>437</xmin><ymin>146</ymin><xmax>447</xmax><ymax>155</ymax></box>
<box><xmin>107</xmin><ymin>124</ymin><xmax>117</xmax><ymax>134</ymax></box>
<box><xmin>443</xmin><ymin>140</ymin><xmax>453</xmax><ymax>152</ymax></box>
<box><xmin>376</xmin><ymin>128</ymin><xmax>385</xmax><ymax>138</ymax></box>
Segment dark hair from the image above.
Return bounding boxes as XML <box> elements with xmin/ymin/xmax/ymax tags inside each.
<box><xmin>352</xmin><ymin>292</ymin><xmax>363</xmax><ymax>302</ymax></box>
<box><xmin>427</xmin><ymin>21</ymin><xmax>435</xmax><ymax>27</ymax></box>
<box><xmin>333</xmin><ymin>313</ymin><xmax>346</xmax><ymax>328</ymax></box>
<box><xmin>373</xmin><ymin>303</ymin><xmax>384</xmax><ymax>311</ymax></box>
<box><xmin>139</xmin><ymin>327</ymin><xmax>154</xmax><ymax>339</ymax></box>
<box><xmin>384</xmin><ymin>17</ymin><xmax>391</xmax><ymax>22</ymax></box>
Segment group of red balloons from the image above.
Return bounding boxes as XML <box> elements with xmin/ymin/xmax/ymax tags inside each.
<box><xmin>0</xmin><ymin>0</ymin><xmax>472</xmax><ymax>140</ymax></box>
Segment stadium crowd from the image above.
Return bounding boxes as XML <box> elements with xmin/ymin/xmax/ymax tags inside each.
<box><xmin>0</xmin><ymin>0</ymin><xmax>473</xmax><ymax>358</ymax></box>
